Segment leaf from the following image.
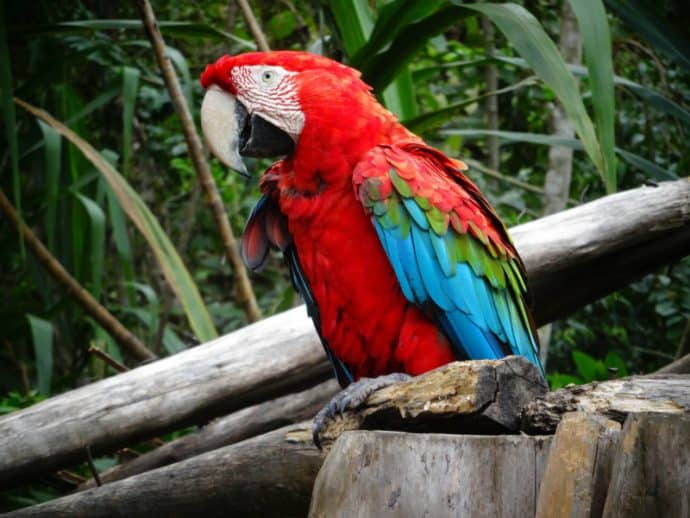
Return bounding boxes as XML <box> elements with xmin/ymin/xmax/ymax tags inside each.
<box><xmin>547</xmin><ymin>372</ymin><xmax>583</xmax><ymax>389</ymax></box>
<box><xmin>326</xmin><ymin>0</ymin><xmax>419</xmax><ymax>119</ymax></box>
<box><xmin>572</xmin><ymin>350</ymin><xmax>599</xmax><ymax>381</ymax></box>
<box><xmin>442</xmin><ymin>129</ymin><xmax>677</xmax><ymax>181</ymax></box>
<box><xmin>165</xmin><ymin>46</ymin><xmax>193</xmax><ymax>113</ymax></box>
<box><xmin>268</xmin><ymin>10</ymin><xmax>298</xmax><ymax>40</ymax></box>
<box><xmin>359</xmin><ymin>4</ymin><xmax>469</xmax><ymax>93</ymax></box>
<box><xmin>403</xmin><ymin>76</ymin><xmax>538</xmax><ymax>134</ymax></box>
<box><xmin>604</xmin><ymin>0</ymin><xmax>690</xmax><ymax>74</ymax></box>
<box><xmin>350</xmin><ymin>0</ymin><xmax>445</xmax><ymax>67</ymax></box>
<box><xmin>460</xmin><ymin>3</ymin><xmax>604</xmax><ymax>188</ymax></box>
<box><xmin>570</xmin><ymin>0</ymin><xmax>617</xmax><ymax>193</ymax></box>
<box><xmin>16</xmin><ymin>98</ymin><xmax>218</xmax><ymax>342</ymax></box>
<box><xmin>121</xmin><ymin>66</ymin><xmax>140</xmax><ymax>178</ymax></box>
<box><xmin>26</xmin><ymin>315</ymin><xmax>53</xmax><ymax>395</ymax></box>
<box><xmin>430</xmin><ymin>54</ymin><xmax>690</xmax><ymax>125</ymax></box>
<box><xmin>38</xmin><ymin>121</ymin><xmax>61</xmax><ymax>252</ymax></box>
<box><xmin>75</xmin><ymin>193</ymin><xmax>106</xmax><ymax>301</ymax></box>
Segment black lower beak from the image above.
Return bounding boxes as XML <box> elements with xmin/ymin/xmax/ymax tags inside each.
<box><xmin>236</xmin><ymin>101</ymin><xmax>295</xmax><ymax>159</ymax></box>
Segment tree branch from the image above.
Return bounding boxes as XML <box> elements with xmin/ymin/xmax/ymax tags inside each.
<box><xmin>236</xmin><ymin>0</ymin><xmax>270</xmax><ymax>51</ymax></box>
<box><xmin>0</xmin><ymin>188</ymin><xmax>154</xmax><ymax>362</ymax></box>
<box><xmin>135</xmin><ymin>0</ymin><xmax>261</xmax><ymax>323</ymax></box>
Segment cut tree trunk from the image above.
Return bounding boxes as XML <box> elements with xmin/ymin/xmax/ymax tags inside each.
<box><xmin>522</xmin><ymin>374</ymin><xmax>690</xmax><ymax>434</ymax></box>
<box><xmin>601</xmin><ymin>413</ymin><xmax>690</xmax><ymax>517</ymax></box>
<box><xmin>535</xmin><ymin>413</ymin><xmax>621</xmax><ymax>518</ymax></box>
<box><xmin>309</xmin><ymin>431</ymin><xmax>552</xmax><ymax>518</ymax></box>
<box><xmin>0</xmin><ymin>179</ymin><xmax>688</xmax><ymax>487</ymax></box>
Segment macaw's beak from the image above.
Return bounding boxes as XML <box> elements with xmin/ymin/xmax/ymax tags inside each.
<box><xmin>200</xmin><ymin>85</ymin><xmax>294</xmax><ymax>177</ymax></box>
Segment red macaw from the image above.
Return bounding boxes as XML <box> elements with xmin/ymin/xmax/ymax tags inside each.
<box><xmin>200</xmin><ymin>51</ymin><xmax>543</xmax><ymax>439</ymax></box>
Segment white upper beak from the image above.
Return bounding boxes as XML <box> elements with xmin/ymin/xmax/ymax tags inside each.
<box><xmin>200</xmin><ymin>85</ymin><xmax>248</xmax><ymax>176</ymax></box>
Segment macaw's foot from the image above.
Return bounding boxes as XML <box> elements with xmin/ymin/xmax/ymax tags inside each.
<box><xmin>312</xmin><ymin>372</ymin><xmax>411</xmax><ymax>448</ymax></box>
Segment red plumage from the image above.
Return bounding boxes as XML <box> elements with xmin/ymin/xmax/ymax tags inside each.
<box><xmin>203</xmin><ymin>51</ymin><xmax>538</xmax><ymax>382</ymax></box>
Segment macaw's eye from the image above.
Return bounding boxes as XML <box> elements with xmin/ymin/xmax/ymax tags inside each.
<box><xmin>262</xmin><ymin>71</ymin><xmax>273</xmax><ymax>82</ymax></box>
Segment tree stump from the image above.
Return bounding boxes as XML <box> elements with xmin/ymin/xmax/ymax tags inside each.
<box><xmin>602</xmin><ymin>413</ymin><xmax>690</xmax><ymax>518</ymax></box>
<box><xmin>535</xmin><ymin>412</ymin><xmax>621</xmax><ymax>518</ymax></box>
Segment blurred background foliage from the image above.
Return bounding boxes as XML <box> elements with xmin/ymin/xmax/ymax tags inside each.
<box><xmin>0</xmin><ymin>0</ymin><xmax>689</xmax><ymax>508</ymax></box>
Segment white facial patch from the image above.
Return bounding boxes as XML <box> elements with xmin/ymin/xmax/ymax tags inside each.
<box><xmin>231</xmin><ymin>65</ymin><xmax>305</xmax><ymax>141</ymax></box>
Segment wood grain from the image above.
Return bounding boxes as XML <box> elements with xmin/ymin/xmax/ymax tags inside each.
<box><xmin>310</xmin><ymin>431</ymin><xmax>552</xmax><ymax>518</ymax></box>
<box><xmin>522</xmin><ymin>374</ymin><xmax>690</xmax><ymax>434</ymax></box>
<box><xmin>535</xmin><ymin>412</ymin><xmax>621</xmax><ymax>518</ymax></box>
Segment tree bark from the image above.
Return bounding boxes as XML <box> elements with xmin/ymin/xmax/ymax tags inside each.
<box><xmin>513</xmin><ymin>179</ymin><xmax>690</xmax><ymax>325</ymax></box>
<box><xmin>601</xmin><ymin>413</ymin><xmax>690</xmax><ymax>518</ymax></box>
<box><xmin>310</xmin><ymin>431</ymin><xmax>552</xmax><ymax>518</ymax></box>
<box><xmin>315</xmin><ymin>356</ymin><xmax>547</xmax><ymax>450</ymax></box>
<box><xmin>535</xmin><ymin>413</ymin><xmax>621</xmax><ymax>518</ymax></box>
<box><xmin>78</xmin><ymin>380</ymin><xmax>338</xmax><ymax>489</ymax></box>
<box><xmin>0</xmin><ymin>306</ymin><xmax>330</xmax><ymax>487</ymax></box>
<box><xmin>522</xmin><ymin>374</ymin><xmax>690</xmax><ymax>434</ymax></box>
<box><xmin>0</xmin><ymin>179</ymin><xmax>688</xmax><ymax>487</ymax></box>
<box><xmin>8</xmin><ymin>423</ymin><xmax>323</xmax><ymax>518</ymax></box>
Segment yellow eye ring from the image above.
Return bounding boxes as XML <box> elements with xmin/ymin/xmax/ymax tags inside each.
<box><xmin>262</xmin><ymin>71</ymin><xmax>273</xmax><ymax>82</ymax></box>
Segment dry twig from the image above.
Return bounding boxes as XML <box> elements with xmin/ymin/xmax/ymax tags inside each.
<box><xmin>0</xmin><ymin>188</ymin><xmax>154</xmax><ymax>362</ymax></box>
<box><xmin>135</xmin><ymin>0</ymin><xmax>262</xmax><ymax>323</ymax></box>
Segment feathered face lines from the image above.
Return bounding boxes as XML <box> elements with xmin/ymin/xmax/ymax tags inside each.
<box><xmin>230</xmin><ymin>64</ymin><xmax>305</xmax><ymax>141</ymax></box>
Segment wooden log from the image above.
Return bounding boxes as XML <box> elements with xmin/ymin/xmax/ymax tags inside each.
<box><xmin>0</xmin><ymin>306</ymin><xmax>331</xmax><ymax>488</ymax></box>
<box><xmin>316</xmin><ymin>356</ymin><xmax>547</xmax><ymax>450</ymax></box>
<box><xmin>1</xmin><ymin>179</ymin><xmax>688</xmax><ymax>486</ymax></box>
<box><xmin>602</xmin><ymin>413</ymin><xmax>690</xmax><ymax>518</ymax></box>
<box><xmin>512</xmin><ymin>179</ymin><xmax>690</xmax><ymax>325</ymax></box>
<box><xmin>309</xmin><ymin>431</ymin><xmax>552</xmax><ymax>518</ymax></box>
<box><xmin>535</xmin><ymin>412</ymin><xmax>621</xmax><ymax>518</ymax></box>
<box><xmin>78</xmin><ymin>379</ymin><xmax>339</xmax><ymax>489</ymax></box>
<box><xmin>522</xmin><ymin>374</ymin><xmax>690</xmax><ymax>434</ymax></box>
<box><xmin>7</xmin><ymin>423</ymin><xmax>323</xmax><ymax>518</ymax></box>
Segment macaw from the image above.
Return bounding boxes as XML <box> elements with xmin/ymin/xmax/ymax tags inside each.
<box><xmin>199</xmin><ymin>51</ymin><xmax>544</xmax><ymax>440</ymax></box>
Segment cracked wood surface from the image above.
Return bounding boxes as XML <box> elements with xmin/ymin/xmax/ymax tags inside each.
<box><xmin>310</xmin><ymin>431</ymin><xmax>552</xmax><ymax>518</ymax></box>
<box><xmin>522</xmin><ymin>374</ymin><xmax>690</xmax><ymax>434</ymax></box>
<box><xmin>315</xmin><ymin>356</ymin><xmax>547</xmax><ymax>450</ymax></box>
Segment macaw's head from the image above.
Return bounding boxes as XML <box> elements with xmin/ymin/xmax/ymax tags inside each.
<box><xmin>200</xmin><ymin>51</ymin><xmax>393</xmax><ymax>176</ymax></box>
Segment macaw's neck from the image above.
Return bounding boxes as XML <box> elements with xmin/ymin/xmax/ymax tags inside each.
<box><xmin>286</xmin><ymin>103</ymin><xmax>417</xmax><ymax>193</ymax></box>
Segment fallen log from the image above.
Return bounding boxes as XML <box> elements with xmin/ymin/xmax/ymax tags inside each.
<box><xmin>8</xmin><ymin>423</ymin><xmax>322</xmax><ymax>518</ymax></box>
<box><xmin>512</xmin><ymin>179</ymin><xmax>690</xmax><ymax>324</ymax></box>
<box><xmin>78</xmin><ymin>379</ymin><xmax>339</xmax><ymax>489</ymax></box>
<box><xmin>522</xmin><ymin>374</ymin><xmax>690</xmax><ymax>434</ymax></box>
<box><xmin>7</xmin><ymin>364</ymin><xmax>688</xmax><ymax>516</ymax></box>
<box><xmin>309</xmin><ymin>431</ymin><xmax>552</xmax><ymax>518</ymax></box>
<box><xmin>0</xmin><ymin>307</ymin><xmax>331</xmax><ymax>487</ymax></box>
<box><xmin>1</xmin><ymin>179</ymin><xmax>688</xmax><ymax>486</ymax></box>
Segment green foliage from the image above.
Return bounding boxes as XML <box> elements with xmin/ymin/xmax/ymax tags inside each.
<box><xmin>0</xmin><ymin>0</ymin><xmax>688</xmax><ymax>509</ymax></box>
<box><xmin>548</xmin><ymin>350</ymin><xmax>629</xmax><ymax>389</ymax></box>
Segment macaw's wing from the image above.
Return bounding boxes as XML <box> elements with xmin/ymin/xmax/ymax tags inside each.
<box><xmin>353</xmin><ymin>143</ymin><xmax>543</xmax><ymax>374</ymax></box>
<box><xmin>242</xmin><ymin>166</ymin><xmax>355</xmax><ymax>387</ymax></box>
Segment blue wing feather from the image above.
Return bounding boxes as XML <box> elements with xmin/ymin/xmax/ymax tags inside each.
<box><xmin>359</xmin><ymin>153</ymin><xmax>544</xmax><ymax>376</ymax></box>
